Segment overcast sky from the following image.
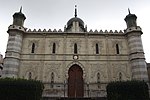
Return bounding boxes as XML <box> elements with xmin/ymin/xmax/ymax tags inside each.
<box><xmin>0</xmin><ymin>0</ymin><xmax>150</xmax><ymax>62</ymax></box>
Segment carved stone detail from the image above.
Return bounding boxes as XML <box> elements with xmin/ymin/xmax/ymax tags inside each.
<box><xmin>44</xmin><ymin>63</ymin><xmax>61</xmax><ymax>82</ymax></box>
<box><xmin>111</xmin><ymin>63</ymin><xmax>130</xmax><ymax>79</ymax></box>
<box><xmin>112</xmin><ymin>40</ymin><xmax>123</xmax><ymax>48</ymax></box>
<box><xmin>69</xmin><ymin>39</ymin><xmax>82</xmax><ymax>53</ymax></box>
<box><xmin>49</xmin><ymin>40</ymin><xmax>60</xmax><ymax>53</ymax></box>
<box><xmin>49</xmin><ymin>40</ymin><xmax>60</xmax><ymax>47</ymax></box>
<box><xmin>21</xmin><ymin>62</ymin><xmax>41</xmax><ymax>79</ymax></box>
<box><xmin>28</xmin><ymin>40</ymin><xmax>39</xmax><ymax>53</ymax></box>
<box><xmin>91</xmin><ymin>41</ymin><xmax>103</xmax><ymax>53</ymax></box>
<box><xmin>90</xmin><ymin>63</ymin><xmax>107</xmax><ymax>80</ymax></box>
<box><xmin>66</xmin><ymin>61</ymin><xmax>86</xmax><ymax>79</ymax></box>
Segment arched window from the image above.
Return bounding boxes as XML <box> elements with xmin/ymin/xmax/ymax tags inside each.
<box><xmin>119</xmin><ymin>72</ymin><xmax>122</xmax><ymax>81</ymax></box>
<box><xmin>96</xmin><ymin>43</ymin><xmax>99</xmax><ymax>54</ymax></box>
<box><xmin>28</xmin><ymin>72</ymin><xmax>32</xmax><ymax>80</ymax></box>
<box><xmin>116</xmin><ymin>44</ymin><xmax>119</xmax><ymax>54</ymax></box>
<box><xmin>31</xmin><ymin>43</ymin><xmax>35</xmax><ymax>53</ymax></box>
<box><xmin>97</xmin><ymin>73</ymin><xmax>100</xmax><ymax>88</ymax></box>
<box><xmin>74</xmin><ymin>43</ymin><xmax>77</xmax><ymax>54</ymax></box>
<box><xmin>51</xmin><ymin>72</ymin><xmax>54</xmax><ymax>88</ymax></box>
<box><xmin>52</xmin><ymin>43</ymin><xmax>56</xmax><ymax>54</ymax></box>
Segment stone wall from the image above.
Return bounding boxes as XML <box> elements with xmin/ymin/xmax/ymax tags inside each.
<box><xmin>18</xmin><ymin>31</ymin><xmax>131</xmax><ymax>97</ymax></box>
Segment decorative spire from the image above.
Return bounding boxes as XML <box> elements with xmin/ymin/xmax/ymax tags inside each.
<box><xmin>128</xmin><ymin>8</ymin><xmax>131</xmax><ymax>14</ymax></box>
<box><xmin>20</xmin><ymin>6</ymin><xmax>22</xmax><ymax>13</ymax></box>
<box><xmin>75</xmin><ymin>5</ymin><xmax>77</xmax><ymax>17</ymax></box>
<box><xmin>13</xmin><ymin>6</ymin><xmax>26</xmax><ymax>26</ymax></box>
<box><xmin>125</xmin><ymin>8</ymin><xmax>137</xmax><ymax>28</ymax></box>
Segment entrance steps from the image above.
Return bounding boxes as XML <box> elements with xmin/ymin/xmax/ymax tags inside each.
<box><xmin>42</xmin><ymin>97</ymin><xmax>107</xmax><ymax>100</ymax></box>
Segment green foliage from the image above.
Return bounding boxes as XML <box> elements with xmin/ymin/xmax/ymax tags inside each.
<box><xmin>0</xmin><ymin>78</ymin><xmax>44</xmax><ymax>100</ymax></box>
<box><xmin>106</xmin><ymin>80</ymin><xmax>149</xmax><ymax>100</ymax></box>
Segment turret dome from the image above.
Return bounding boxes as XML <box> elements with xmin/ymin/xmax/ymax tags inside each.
<box><xmin>13</xmin><ymin>7</ymin><xmax>26</xmax><ymax>26</ymax></box>
<box><xmin>124</xmin><ymin>9</ymin><xmax>137</xmax><ymax>28</ymax></box>
<box><xmin>67</xmin><ymin>17</ymin><xmax>84</xmax><ymax>29</ymax></box>
<box><xmin>65</xmin><ymin>5</ymin><xmax>86</xmax><ymax>32</ymax></box>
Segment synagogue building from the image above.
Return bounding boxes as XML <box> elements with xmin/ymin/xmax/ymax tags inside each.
<box><xmin>2</xmin><ymin>7</ymin><xmax>149</xmax><ymax>98</ymax></box>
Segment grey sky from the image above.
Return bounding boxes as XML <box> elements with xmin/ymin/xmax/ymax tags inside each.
<box><xmin>0</xmin><ymin>0</ymin><xmax>150</xmax><ymax>62</ymax></box>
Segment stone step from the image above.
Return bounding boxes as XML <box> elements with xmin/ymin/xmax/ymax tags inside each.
<box><xmin>42</xmin><ymin>97</ymin><xmax>107</xmax><ymax>100</ymax></box>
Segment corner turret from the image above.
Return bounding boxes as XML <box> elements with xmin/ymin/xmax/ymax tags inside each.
<box><xmin>13</xmin><ymin>7</ymin><xmax>26</xmax><ymax>26</ymax></box>
<box><xmin>124</xmin><ymin>9</ymin><xmax>137</xmax><ymax>28</ymax></box>
<box><xmin>3</xmin><ymin>7</ymin><xmax>25</xmax><ymax>78</ymax></box>
<box><xmin>125</xmin><ymin>9</ymin><xmax>148</xmax><ymax>81</ymax></box>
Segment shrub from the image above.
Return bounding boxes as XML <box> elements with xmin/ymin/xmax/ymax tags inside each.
<box><xmin>0</xmin><ymin>78</ymin><xmax>44</xmax><ymax>100</ymax></box>
<box><xmin>106</xmin><ymin>80</ymin><xmax>149</xmax><ymax>100</ymax></box>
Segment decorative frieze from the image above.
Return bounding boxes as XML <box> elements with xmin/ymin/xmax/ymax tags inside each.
<box><xmin>111</xmin><ymin>63</ymin><xmax>130</xmax><ymax>80</ymax></box>
<box><xmin>90</xmin><ymin>63</ymin><xmax>107</xmax><ymax>81</ymax></box>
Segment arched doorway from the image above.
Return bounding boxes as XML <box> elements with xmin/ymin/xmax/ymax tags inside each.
<box><xmin>68</xmin><ymin>64</ymin><xmax>84</xmax><ymax>98</ymax></box>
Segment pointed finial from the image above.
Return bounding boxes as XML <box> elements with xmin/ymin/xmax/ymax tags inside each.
<box><xmin>75</xmin><ymin>5</ymin><xmax>77</xmax><ymax>17</ymax></box>
<box><xmin>128</xmin><ymin>8</ymin><xmax>131</xmax><ymax>14</ymax></box>
<box><xmin>20</xmin><ymin>6</ymin><xmax>22</xmax><ymax>13</ymax></box>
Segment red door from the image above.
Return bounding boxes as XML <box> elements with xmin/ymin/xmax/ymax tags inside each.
<box><xmin>68</xmin><ymin>64</ymin><xmax>84</xmax><ymax>98</ymax></box>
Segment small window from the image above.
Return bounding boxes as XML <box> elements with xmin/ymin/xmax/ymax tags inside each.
<box><xmin>52</xmin><ymin>43</ymin><xmax>56</xmax><ymax>54</ymax></box>
<box><xmin>96</xmin><ymin>43</ymin><xmax>99</xmax><ymax>54</ymax></box>
<box><xmin>28</xmin><ymin>72</ymin><xmax>32</xmax><ymax>80</ymax></box>
<box><xmin>31</xmin><ymin>43</ymin><xmax>35</xmax><ymax>53</ymax></box>
<box><xmin>74</xmin><ymin>43</ymin><xmax>77</xmax><ymax>54</ymax></box>
<box><xmin>119</xmin><ymin>72</ymin><xmax>122</xmax><ymax>81</ymax></box>
<box><xmin>116</xmin><ymin>44</ymin><xmax>119</xmax><ymax>54</ymax></box>
<box><xmin>51</xmin><ymin>72</ymin><xmax>54</xmax><ymax>88</ymax></box>
<box><xmin>97</xmin><ymin>73</ymin><xmax>100</xmax><ymax>88</ymax></box>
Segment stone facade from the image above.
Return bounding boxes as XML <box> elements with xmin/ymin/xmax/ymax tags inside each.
<box><xmin>147</xmin><ymin>63</ymin><xmax>150</xmax><ymax>81</ymax></box>
<box><xmin>0</xmin><ymin>54</ymin><xmax>3</xmax><ymax>77</ymax></box>
<box><xmin>2</xmin><ymin>8</ymin><xmax>149</xmax><ymax>98</ymax></box>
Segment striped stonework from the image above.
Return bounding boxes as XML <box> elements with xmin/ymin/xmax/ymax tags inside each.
<box><xmin>6</xmin><ymin>34</ymin><xmax>22</xmax><ymax>52</ymax></box>
<box><xmin>3</xmin><ymin>58</ymin><xmax>20</xmax><ymax>77</ymax></box>
<box><xmin>126</xmin><ymin>26</ymin><xmax>148</xmax><ymax>81</ymax></box>
<box><xmin>131</xmin><ymin>59</ymin><xmax>148</xmax><ymax>80</ymax></box>
<box><xmin>3</xmin><ymin>25</ymin><xmax>24</xmax><ymax>78</ymax></box>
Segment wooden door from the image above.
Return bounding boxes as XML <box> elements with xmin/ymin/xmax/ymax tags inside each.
<box><xmin>68</xmin><ymin>64</ymin><xmax>84</xmax><ymax>98</ymax></box>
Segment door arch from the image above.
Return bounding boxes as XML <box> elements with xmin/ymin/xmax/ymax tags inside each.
<box><xmin>68</xmin><ymin>64</ymin><xmax>84</xmax><ymax>98</ymax></box>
